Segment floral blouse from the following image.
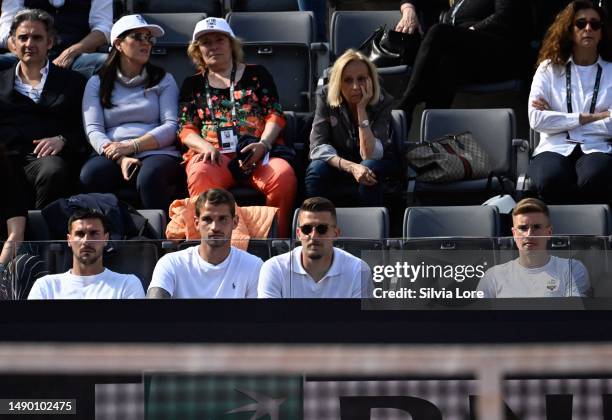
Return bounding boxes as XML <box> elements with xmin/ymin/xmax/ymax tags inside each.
<box><xmin>178</xmin><ymin>64</ymin><xmax>285</xmax><ymax>162</ymax></box>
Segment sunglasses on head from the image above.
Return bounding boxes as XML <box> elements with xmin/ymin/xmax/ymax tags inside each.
<box><xmin>299</xmin><ymin>223</ymin><xmax>334</xmax><ymax>235</ymax></box>
<box><xmin>574</xmin><ymin>18</ymin><xmax>602</xmax><ymax>30</ymax></box>
<box><xmin>126</xmin><ymin>32</ymin><xmax>157</xmax><ymax>44</ymax></box>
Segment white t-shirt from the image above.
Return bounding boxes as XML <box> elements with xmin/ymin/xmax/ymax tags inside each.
<box><xmin>477</xmin><ymin>256</ymin><xmax>590</xmax><ymax>298</ymax></box>
<box><xmin>258</xmin><ymin>246</ymin><xmax>371</xmax><ymax>298</ymax></box>
<box><xmin>28</xmin><ymin>268</ymin><xmax>144</xmax><ymax>299</ymax></box>
<box><xmin>149</xmin><ymin>246</ymin><xmax>262</xmax><ymax>298</ymax></box>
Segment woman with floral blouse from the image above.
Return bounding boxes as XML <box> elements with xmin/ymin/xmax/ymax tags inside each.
<box><xmin>178</xmin><ymin>18</ymin><xmax>296</xmax><ymax>237</ymax></box>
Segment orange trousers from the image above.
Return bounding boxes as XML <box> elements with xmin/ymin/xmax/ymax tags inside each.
<box><xmin>186</xmin><ymin>153</ymin><xmax>296</xmax><ymax>237</ymax></box>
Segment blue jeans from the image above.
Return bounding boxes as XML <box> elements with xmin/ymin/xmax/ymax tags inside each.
<box><xmin>0</xmin><ymin>51</ymin><xmax>106</xmax><ymax>78</ymax></box>
<box><xmin>305</xmin><ymin>159</ymin><xmax>399</xmax><ymax>206</ymax></box>
<box><xmin>80</xmin><ymin>154</ymin><xmax>186</xmax><ymax>213</ymax></box>
<box><xmin>297</xmin><ymin>0</ymin><xmax>327</xmax><ymax>41</ymax></box>
<box><xmin>68</xmin><ymin>52</ymin><xmax>107</xmax><ymax>79</ymax></box>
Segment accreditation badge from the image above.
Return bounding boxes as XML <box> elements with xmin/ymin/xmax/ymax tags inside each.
<box><xmin>217</xmin><ymin>126</ymin><xmax>238</xmax><ymax>154</ymax></box>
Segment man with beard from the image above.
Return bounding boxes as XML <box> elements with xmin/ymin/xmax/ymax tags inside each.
<box><xmin>28</xmin><ymin>208</ymin><xmax>144</xmax><ymax>299</ymax></box>
<box><xmin>147</xmin><ymin>189</ymin><xmax>262</xmax><ymax>299</ymax></box>
<box><xmin>258</xmin><ymin>197</ymin><xmax>371</xmax><ymax>298</ymax></box>
<box><xmin>477</xmin><ymin>198</ymin><xmax>590</xmax><ymax>297</ymax></box>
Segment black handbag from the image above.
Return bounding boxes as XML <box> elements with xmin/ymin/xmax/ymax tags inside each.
<box><xmin>358</xmin><ymin>25</ymin><xmax>421</xmax><ymax>67</ymax></box>
<box><xmin>228</xmin><ymin>135</ymin><xmax>296</xmax><ymax>181</ymax></box>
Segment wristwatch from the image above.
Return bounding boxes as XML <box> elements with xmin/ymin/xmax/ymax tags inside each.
<box><xmin>358</xmin><ymin>119</ymin><xmax>370</xmax><ymax>128</ymax></box>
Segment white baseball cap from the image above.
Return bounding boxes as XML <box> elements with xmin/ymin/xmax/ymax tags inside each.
<box><xmin>192</xmin><ymin>17</ymin><xmax>235</xmax><ymax>42</ymax></box>
<box><xmin>110</xmin><ymin>14</ymin><xmax>164</xmax><ymax>45</ymax></box>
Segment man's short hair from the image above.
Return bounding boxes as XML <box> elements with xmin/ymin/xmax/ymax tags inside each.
<box><xmin>67</xmin><ymin>208</ymin><xmax>110</xmax><ymax>234</ymax></box>
<box><xmin>9</xmin><ymin>8</ymin><xmax>56</xmax><ymax>40</ymax></box>
<box><xmin>512</xmin><ymin>198</ymin><xmax>550</xmax><ymax>219</ymax></box>
<box><xmin>195</xmin><ymin>189</ymin><xmax>236</xmax><ymax>218</ymax></box>
<box><xmin>299</xmin><ymin>197</ymin><xmax>337</xmax><ymax>222</ymax></box>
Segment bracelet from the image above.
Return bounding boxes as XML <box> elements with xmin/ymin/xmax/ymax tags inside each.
<box><xmin>56</xmin><ymin>135</ymin><xmax>67</xmax><ymax>144</ymax></box>
<box><xmin>259</xmin><ymin>139</ymin><xmax>272</xmax><ymax>152</ymax></box>
<box><xmin>131</xmin><ymin>139</ymin><xmax>139</xmax><ymax>154</ymax></box>
<box><xmin>338</xmin><ymin>157</ymin><xmax>343</xmax><ymax>171</ymax></box>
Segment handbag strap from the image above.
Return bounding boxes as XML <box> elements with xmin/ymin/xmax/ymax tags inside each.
<box><xmin>358</xmin><ymin>25</ymin><xmax>385</xmax><ymax>52</ymax></box>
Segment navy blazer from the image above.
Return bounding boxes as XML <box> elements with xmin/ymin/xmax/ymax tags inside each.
<box><xmin>0</xmin><ymin>62</ymin><xmax>87</xmax><ymax>160</ymax></box>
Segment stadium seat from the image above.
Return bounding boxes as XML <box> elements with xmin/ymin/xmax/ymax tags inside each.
<box><xmin>227</xmin><ymin>11</ymin><xmax>316</xmax><ymax>112</ymax></box>
<box><xmin>401</xmin><ymin>205</ymin><xmax>500</xmax><ymax>300</ymax></box>
<box><xmin>403</xmin><ymin>205</ymin><xmax>500</xmax><ymax>239</ymax></box>
<box><xmin>140</xmin><ymin>13</ymin><xmax>206</xmax><ymax>87</ymax></box>
<box><xmin>230</xmin><ymin>0</ymin><xmax>298</xmax><ymax>12</ymax></box>
<box><xmin>329</xmin><ymin>10</ymin><xmax>410</xmax><ymax>97</ymax></box>
<box><xmin>130</xmin><ymin>0</ymin><xmax>222</xmax><ymax>15</ymax></box>
<box><xmin>408</xmin><ymin>108</ymin><xmax>526</xmax><ymax>205</ymax></box>
<box><xmin>548</xmin><ymin>205</ymin><xmax>611</xmax><ymax>237</ymax></box>
<box><xmin>135</xmin><ymin>209</ymin><xmax>167</xmax><ymax>240</ymax></box>
<box><xmin>105</xmin><ymin>242</ymin><xmax>160</xmax><ymax>291</ymax></box>
<box><xmin>291</xmin><ymin>206</ymin><xmax>389</xmax><ymax>257</ymax></box>
<box><xmin>329</xmin><ymin>10</ymin><xmax>400</xmax><ymax>60</ymax></box>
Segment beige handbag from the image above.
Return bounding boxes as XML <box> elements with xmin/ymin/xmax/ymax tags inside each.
<box><xmin>406</xmin><ymin>132</ymin><xmax>492</xmax><ymax>183</ymax></box>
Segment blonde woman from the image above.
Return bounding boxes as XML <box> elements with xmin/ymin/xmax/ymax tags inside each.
<box><xmin>306</xmin><ymin>49</ymin><xmax>398</xmax><ymax>206</ymax></box>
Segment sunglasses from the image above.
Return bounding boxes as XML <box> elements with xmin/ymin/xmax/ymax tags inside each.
<box><xmin>299</xmin><ymin>223</ymin><xmax>334</xmax><ymax>235</ymax></box>
<box><xmin>574</xmin><ymin>18</ymin><xmax>603</xmax><ymax>31</ymax></box>
<box><xmin>126</xmin><ymin>32</ymin><xmax>157</xmax><ymax>44</ymax></box>
<box><xmin>515</xmin><ymin>224</ymin><xmax>549</xmax><ymax>233</ymax></box>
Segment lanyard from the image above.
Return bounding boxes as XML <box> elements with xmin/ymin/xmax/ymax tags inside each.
<box><xmin>204</xmin><ymin>63</ymin><xmax>238</xmax><ymax>125</ymax></box>
<box><xmin>565</xmin><ymin>61</ymin><xmax>602</xmax><ymax>114</ymax></box>
<box><xmin>451</xmin><ymin>0</ymin><xmax>467</xmax><ymax>25</ymax></box>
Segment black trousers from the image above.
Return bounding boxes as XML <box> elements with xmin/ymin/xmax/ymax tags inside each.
<box><xmin>18</xmin><ymin>154</ymin><xmax>71</xmax><ymax>209</ymax></box>
<box><xmin>528</xmin><ymin>146</ymin><xmax>612</xmax><ymax>204</ymax></box>
<box><xmin>397</xmin><ymin>23</ymin><xmax>523</xmax><ymax>114</ymax></box>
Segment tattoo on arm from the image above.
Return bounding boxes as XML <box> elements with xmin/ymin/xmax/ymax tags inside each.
<box><xmin>146</xmin><ymin>287</ymin><xmax>171</xmax><ymax>299</ymax></box>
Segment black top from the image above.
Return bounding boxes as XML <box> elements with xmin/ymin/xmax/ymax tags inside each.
<box><xmin>25</xmin><ymin>0</ymin><xmax>92</xmax><ymax>52</ymax></box>
<box><xmin>400</xmin><ymin>0</ymin><xmax>528</xmax><ymax>40</ymax></box>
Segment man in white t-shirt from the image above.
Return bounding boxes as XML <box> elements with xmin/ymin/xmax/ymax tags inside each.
<box><xmin>28</xmin><ymin>208</ymin><xmax>144</xmax><ymax>299</ymax></box>
<box><xmin>258</xmin><ymin>197</ymin><xmax>371</xmax><ymax>298</ymax></box>
<box><xmin>147</xmin><ymin>189</ymin><xmax>262</xmax><ymax>299</ymax></box>
<box><xmin>477</xmin><ymin>198</ymin><xmax>590</xmax><ymax>298</ymax></box>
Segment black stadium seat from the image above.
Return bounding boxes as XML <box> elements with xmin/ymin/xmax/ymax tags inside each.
<box><xmin>409</xmin><ymin>108</ymin><xmax>524</xmax><ymax>205</ymax></box>
<box><xmin>329</xmin><ymin>10</ymin><xmax>410</xmax><ymax>97</ymax></box>
<box><xmin>291</xmin><ymin>206</ymin><xmax>389</xmax><ymax>257</ymax></box>
<box><xmin>227</xmin><ymin>11</ymin><xmax>316</xmax><ymax>112</ymax></box>
<box><xmin>141</xmin><ymin>12</ymin><xmax>207</xmax><ymax>87</ymax></box>
<box><xmin>547</xmin><ymin>205</ymin><xmax>611</xmax><ymax>297</ymax></box>
<box><xmin>131</xmin><ymin>0</ymin><xmax>222</xmax><ymax>15</ymax></box>
<box><xmin>230</xmin><ymin>0</ymin><xmax>298</xmax><ymax>12</ymax></box>
<box><xmin>401</xmin><ymin>205</ymin><xmax>500</xmax><ymax>300</ymax></box>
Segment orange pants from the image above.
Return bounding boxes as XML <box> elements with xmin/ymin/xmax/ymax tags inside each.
<box><xmin>186</xmin><ymin>153</ymin><xmax>296</xmax><ymax>237</ymax></box>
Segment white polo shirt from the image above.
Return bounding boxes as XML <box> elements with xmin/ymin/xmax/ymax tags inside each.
<box><xmin>258</xmin><ymin>246</ymin><xmax>371</xmax><ymax>298</ymax></box>
<box><xmin>149</xmin><ymin>246</ymin><xmax>262</xmax><ymax>298</ymax></box>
